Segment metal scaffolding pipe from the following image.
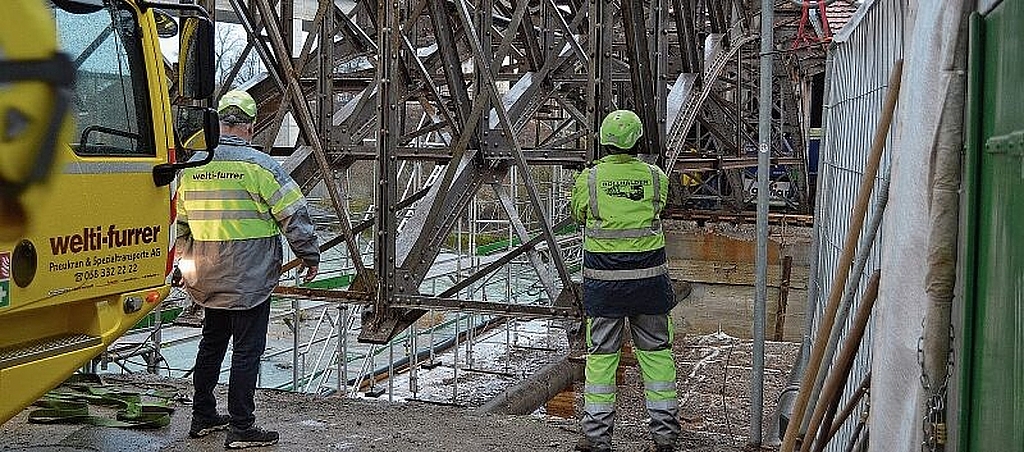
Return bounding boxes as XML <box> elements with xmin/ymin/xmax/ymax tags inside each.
<box><xmin>752</xmin><ymin>0</ymin><xmax>774</xmax><ymax>445</ymax></box>
<box><xmin>768</xmin><ymin>40</ymin><xmax>836</xmax><ymax>446</ymax></box>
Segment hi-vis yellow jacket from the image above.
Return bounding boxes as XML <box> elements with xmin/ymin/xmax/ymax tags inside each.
<box><xmin>571</xmin><ymin>153</ymin><xmax>668</xmax><ymax>254</ymax></box>
<box><xmin>571</xmin><ymin>153</ymin><xmax>675</xmax><ymax>317</ymax></box>
<box><xmin>176</xmin><ymin>135</ymin><xmax>320</xmax><ymax>309</ymax></box>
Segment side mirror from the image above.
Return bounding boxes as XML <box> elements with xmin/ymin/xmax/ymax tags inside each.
<box><xmin>177</xmin><ymin>15</ymin><xmax>215</xmax><ymax>100</ymax></box>
<box><xmin>152</xmin><ymin>9</ymin><xmax>179</xmax><ymax>38</ymax></box>
<box><xmin>176</xmin><ymin>106</ymin><xmax>220</xmax><ymax>152</ymax></box>
<box><xmin>152</xmin><ymin>106</ymin><xmax>219</xmax><ymax>187</ymax></box>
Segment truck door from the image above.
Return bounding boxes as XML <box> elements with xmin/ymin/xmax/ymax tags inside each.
<box><xmin>6</xmin><ymin>0</ymin><xmax>174</xmax><ymax>311</ymax></box>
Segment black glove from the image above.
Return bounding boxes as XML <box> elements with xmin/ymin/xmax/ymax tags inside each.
<box><xmin>171</xmin><ymin>266</ymin><xmax>183</xmax><ymax>287</ymax></box>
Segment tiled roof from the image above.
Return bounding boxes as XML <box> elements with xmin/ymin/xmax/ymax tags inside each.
<box><xmin>823</xmin><ymin>0</ymin><xmax>863</xmax><ymax>35</ymax></box>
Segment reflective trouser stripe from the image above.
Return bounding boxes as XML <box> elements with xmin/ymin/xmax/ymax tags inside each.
<box><xmin>644</xmin><ymin>380</ymin><xmax>678</xmax><ymax>406</ymax></box>
<box><xmin>646</xmin><ymin>399</ymin><xmax>680</xmax><ymax>410</ymax></box>
<box><xmin>583</xmin><ymin>316</ymin><xmax>619</xmax><ymax>447</ymax></box>
<box><xmin>583</xmin><ymin>263</ymin><xmax>669</xmax><ymax>281</ymax></box>
<box><xmin>635</xmin><ymin>345</ymin><xmax>680</xmax><ymax>442</ymax></box>
<box><xmin>585</xmin><ymin>384</ymin><xmax>617</xmax><ymax>394</ymax></box>
<box><xmin>644</xmin><ymin>381</ymin><xmax>676</xmax><ymax>391</ymax></box>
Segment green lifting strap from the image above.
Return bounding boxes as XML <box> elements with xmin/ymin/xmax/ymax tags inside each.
<box><xmin>27</xmin><ymin>376</ymin><xmax>176</xmax><ymax>429</ymax></box>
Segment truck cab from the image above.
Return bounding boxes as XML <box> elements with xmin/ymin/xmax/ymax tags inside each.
<box><xmin>0</xmin><ymin>0</ymin><xmax>216</xmax><ymax>424</ymax></box>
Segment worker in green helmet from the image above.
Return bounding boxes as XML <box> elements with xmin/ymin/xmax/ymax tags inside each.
<box><xmin>571</xmin><ymin>110</ymin><xmax>679</xmax><ymax>452</ymax></box>
<box><xmin>175</xmin><ymin>89</ymin><xmax>320</xmax><ymax>449</ymax></box>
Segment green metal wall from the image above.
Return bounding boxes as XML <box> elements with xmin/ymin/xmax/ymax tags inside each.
<box><xmin>962</xmin><ymin>1</ymin><xmax>1024</xmax><ymax>450</ymax></box>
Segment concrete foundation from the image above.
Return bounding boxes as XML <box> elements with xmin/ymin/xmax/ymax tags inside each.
<box><xmin>665</xmin><ymin>221</ymin><xmax>812</xmax><ymax>342</ymax></box>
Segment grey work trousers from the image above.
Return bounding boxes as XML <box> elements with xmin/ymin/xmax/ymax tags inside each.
<box><xmin>581</xmin><ymin>314</ymin><xmax>680</xmax><ymax>448</ymax></box>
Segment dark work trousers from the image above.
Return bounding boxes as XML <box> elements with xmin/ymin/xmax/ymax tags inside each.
<box><xmin>192</xmin><ymin>298</ymin><xmax>271</xmax><ymax>429</ymax></box>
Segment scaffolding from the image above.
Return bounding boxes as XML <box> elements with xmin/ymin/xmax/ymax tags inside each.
<box><xmin>100</xmin><ymin>0</ymin><xmax>834</xmax><ymax>406</ymax></box>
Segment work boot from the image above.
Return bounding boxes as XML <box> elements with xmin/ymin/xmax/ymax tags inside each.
<box><xmin>574</xmin><ymin>437</ymin><xmax>612</xmax><ymax>452</ymax></box>
<box><xmin>188</xmin><ymin>413</ymin><xmax>230</xmax><ymax>438</ymax></box>
<box><xmin>225</xmin><ymin>424</ymin><xmax>279</xmax><ymax>449</ymax></box>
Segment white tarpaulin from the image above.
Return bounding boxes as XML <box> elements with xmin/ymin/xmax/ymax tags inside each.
<box><xmin>873</xmin><ymin>1</ymin><xmax>966</xmax><ymax>451</ymax></box>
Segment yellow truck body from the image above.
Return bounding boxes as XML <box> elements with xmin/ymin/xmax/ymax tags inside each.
<box><xmin>0</xmin><ymin>0</ymin><xmax>215</xmax><ymax>424</ymax></box>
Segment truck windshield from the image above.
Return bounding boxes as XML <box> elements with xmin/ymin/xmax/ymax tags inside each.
<box><xmin>54</xmin><ymin>0</ymin><xmax>154</xmax><ymax>157</ymax></box>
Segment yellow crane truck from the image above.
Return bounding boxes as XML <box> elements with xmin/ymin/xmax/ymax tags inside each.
<box><xmin>0</xmin><ymin>0</ymin><xmax>218</xmax><ymax>424</ymax></box>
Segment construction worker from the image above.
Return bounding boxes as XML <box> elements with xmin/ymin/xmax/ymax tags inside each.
<box><xmin>571</xmin><ymin>110</ymin><xmax>679</xmax><ymax>452</ymax></box>
<box><xmin>175</xmin><ymin>90</ymin><xmax>320</xmax><ymax>449</ymax></box>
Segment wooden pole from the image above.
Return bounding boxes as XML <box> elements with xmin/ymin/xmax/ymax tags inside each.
<box><xmin>800</xmin><ymin>271</ymin><xmax>880</xmax><ymax>452</ymax></box>
<box><xmin>819</xmin><ymin>372</ymin><xmax>871</xmax><ymax>450</ymax></box>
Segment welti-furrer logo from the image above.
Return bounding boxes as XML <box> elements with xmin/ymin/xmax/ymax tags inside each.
<box><xmin>0</xmin><ymin>252</ymin><xmax>10</xmax><ymax>308</ymax></box>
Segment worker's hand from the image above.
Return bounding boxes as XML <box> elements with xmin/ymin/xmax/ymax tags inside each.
<box><xmin>299</xmin><ymin>264</ymin><xmax>319</xmax><ymax>284</ymax></box>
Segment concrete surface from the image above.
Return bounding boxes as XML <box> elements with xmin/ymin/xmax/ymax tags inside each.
<box><xmin>672</xmin><ymin>283</ymin><xmax>808</xmax><ymax>342</ymax></box>
<box><xmin>0</xmin><ymin>331</ymin><xmax>795</xmax><ymax>452</ymax></box>
<box><xmin>665</xmin><ymin>221</ymin><xmax>813</xmax><ymax>342</ymax></box>
<box><xmin>0</xmin><ymin>378</ymin><xmax>579</xmax><ymax>452</ymax></box>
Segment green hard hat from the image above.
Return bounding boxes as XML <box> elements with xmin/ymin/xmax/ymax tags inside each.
<box><xmin>218</xmin><ymin>90</ymin><xmax>257</xmax><ymax>121</ymax></box>
<box><xmin>599</xmin><ymin>110</ymin><xmax>643</xmax><ymax>150</ymax></box>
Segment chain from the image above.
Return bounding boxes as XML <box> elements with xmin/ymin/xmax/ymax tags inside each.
<box><xmin>918</xmin><ymin>324</ymin><xmax>955</xmax><ymax>452</ymax></box>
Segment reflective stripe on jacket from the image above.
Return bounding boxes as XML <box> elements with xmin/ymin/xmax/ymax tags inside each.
<box><xmin>178</xmin><ymin>139</ymin><xmax>307</xmax><ymax>241</ymax></box>
<box><xmin>175</xmin><ymin>135</ymin><xmax>320</xmax><ymax>310</ymax></box>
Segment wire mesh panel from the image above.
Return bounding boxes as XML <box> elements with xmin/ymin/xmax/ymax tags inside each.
<box><xmin>812</xmin><ymin>0</ymin><xmax>906</xmax><ymax>450</ymax></box>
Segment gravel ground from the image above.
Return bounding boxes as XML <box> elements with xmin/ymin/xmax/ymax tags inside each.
<box><xmin>0</xmin><ymin>374</ymin><xmax>579</xmax><ymax>452</ymax></box>
<box><xmin>0</xmin><ymin>333</ymin><xmax>796</xmax><ymax>452</ymax></box>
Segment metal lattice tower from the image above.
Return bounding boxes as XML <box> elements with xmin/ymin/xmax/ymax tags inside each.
<box><xmin>191</xmin><ymin>0</ymin><xmax>825</xmax><ymax>342</ymax></box>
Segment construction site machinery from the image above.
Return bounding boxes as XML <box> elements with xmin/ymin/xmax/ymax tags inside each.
<box><xmin>0</xmin><ymin>0</ymin><xmax>217</xmax><ymax>424</ymax></box>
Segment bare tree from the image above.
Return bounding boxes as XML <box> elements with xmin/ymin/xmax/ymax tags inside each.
<box><xmin>213</xmin><ymin>24</ymin><xmax>263</xmax><ymax>92</ymax></box>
